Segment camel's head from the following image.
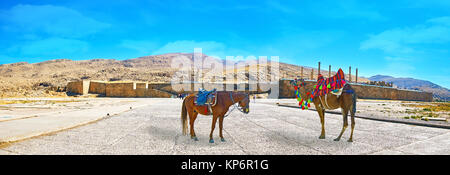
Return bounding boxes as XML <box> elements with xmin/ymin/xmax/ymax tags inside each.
<box><xmin>291</xmin><ymin>78</ymin><xmax>309</xmax><ymax>99</ymax></box>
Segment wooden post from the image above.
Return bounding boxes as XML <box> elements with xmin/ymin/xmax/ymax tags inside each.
<box><xmin>311</xmin><ymin>69</ymin><xmax>314</xmax><ymax>80</ymax></box>
<box><xmin>356</xmin><ymin>68</ymin><xmax>358</xmax><ymax>83</ymax></box>
<box><xmin>318</xmin><ymin>62</ymin><xmax>321</xmax><ymax>78</ymax></box>
<box><xmin>301</xmin><ymin>67</ymin><xmax>303</xmax><ymax>79</ymax></box>
<box><xmin>349</xmin><ymin>66</ymin><xmax>352</xmax><ymax>82</ymax></box>
<box><xmin>328</xmin><ymin>65</ymin><xmax>331</xmax><ymax>78</ymax></box>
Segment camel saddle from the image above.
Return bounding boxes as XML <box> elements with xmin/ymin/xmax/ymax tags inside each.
<box><xmin>312</xmin><ymin>68</ymin><xmax>348</xmax><ymax>97</ymax></box>
<box><xmin>313</xmin><ymin>69</ymin><xmax>355</xmax><ymax>110</ymax></box>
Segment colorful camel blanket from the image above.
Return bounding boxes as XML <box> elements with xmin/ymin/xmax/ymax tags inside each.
<box><xmin>292</xmin><ymin>68</ymin><xmax>347</xmax><ymax>110</ymax></box>
<box><xmin>312</xmin><ymin>68</ymin><xmax>346</xmax><ymax>97</ymax></box>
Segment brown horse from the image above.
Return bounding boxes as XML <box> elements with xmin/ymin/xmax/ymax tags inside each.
<box><xmin>181</xmin><ymin>91</ymin><xmax>250</xmax><ymax>143</ymax></box>
<box><xmin>294</xmin><ymin>79</ymin><xmax>357</xmax><ymax>142</ymax></box>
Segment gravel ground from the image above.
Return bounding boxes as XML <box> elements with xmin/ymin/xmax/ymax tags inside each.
<box><xmin>1</xmin><ymin>98</ymin><xmax>449</xmax><ymax>155</ymax></box>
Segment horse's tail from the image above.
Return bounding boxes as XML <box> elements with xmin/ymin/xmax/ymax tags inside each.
<box><xmin>181</xmin><ymin>98</ymin><xmax>188</xmax><ymax>135</ymax></box>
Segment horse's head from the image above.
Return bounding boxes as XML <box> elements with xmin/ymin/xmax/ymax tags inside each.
<box><xmin>238</xmin><ymin>93</ymin><xmax>250</xmax><ymax>114</ymax></box>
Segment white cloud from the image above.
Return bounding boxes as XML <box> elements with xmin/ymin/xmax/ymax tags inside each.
<box><xmin>120</xmin><ymin>40</ymin><xmax>158</xmax><ymax>55</ymax></box>
<box><xmin>308</xmin><ymin>0</ymin><xmax>386</xmax><ymax>21</ymax></box>
<box><xmin>152</xmin><ymin>40</ymin><xmax>228</xmax><ymax>58</ymax></box>
<box><xmin>384</xmin><ymin>61</ymin><xmax>415</xmax><ymax>76</ymax></box>
<box><xmin>404</xmin><ymin>0</ymin><xmax>450</xmax><ymax>8</ymax></box>
<box><xmin>427</xmin><ymin>16</ymin><xmax>450</xmax><ymax>26</ymax></box>
<box><xmin>360</xmin><ymin>16</ymin><xmax>450</xmax><ymax>53</ymax></box>
<box><xmin>384</xmin><ymin>56</ymin><xmax>411</xmax><ymax>62</ymax></box>
<box><xmin>1</xmin><ymin>4</ymin><xmax>110</xmax><ymax>38</ymax></box>
<box><xmin>18</xmin><ymin>37</ymin><xmax>89</xmax><ymax>56</ymax></box>
<box><xmin>265</xmin><ymin>0</ymin><xmax>295</xmax><ymax>14</ymax></box>
<box><xmin>153</xmin><ymin>40</ymin><xmax>225</xmax><ymax>54</ymax></box>
<box><xmin>151</xmin><ymin>40</ymin><xmax>262</xmax><ymax>61</ymax></box>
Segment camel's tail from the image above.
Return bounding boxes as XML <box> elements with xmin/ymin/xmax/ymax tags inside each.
<box><xmin>351</xmin><ymin>92</ymin><xmax>357</xmax><ymax>116</ymax></box>
<box><xmin>181</xmin><ymin>98</ymin><xmax>188</xmax><ymax>135</ymax></box>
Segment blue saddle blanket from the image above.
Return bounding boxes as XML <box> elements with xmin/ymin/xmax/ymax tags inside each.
<box><xmin>195</xmin><ymin>88</ymin><xmax>216</xmax><ymax>105</ymax></box>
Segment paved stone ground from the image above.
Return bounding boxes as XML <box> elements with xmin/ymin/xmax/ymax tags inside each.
<box><xmin>1</xmin><ymin>99</ymin><xmax>449</xmax><ymax>155</ymax></box>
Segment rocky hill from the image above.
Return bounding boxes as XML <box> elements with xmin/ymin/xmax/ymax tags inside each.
<box><xmin>369</xmin><ymin>75</ymin><xmax>450</xmax><ymax>101</ymax></box>
<box><xmin>0</xmin><ymin>53</ymin><xmax>367</xmax><ymax>97</ymax></box>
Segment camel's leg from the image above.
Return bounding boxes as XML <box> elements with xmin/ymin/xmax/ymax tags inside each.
<box><xmin>189</xmin><ymin>112</ymin><xmax>199</xmax><ymax>141</ymax></box>
<box><xmin>209</xmin><ymin>115</ymin><xmax>219</xmax><ymax>143</ymax></box>
<box><xmin>334</xmin><ymin>108</ymin><xmax>348</xmax><ymax>141</ymax></box>
<box><xmin>348</xmin><ymin>108</ymin><xmax>355</xmax><ymax>142</ymax></box>
<box><xmin>219</xmin><ymin>115</ymin><xmax>225</xmax><ymax>142</ymax></box>
<box><xmin>317</xmin><ymin>105</ymin><xmax>326</xmax><ymax>139</ymax></box>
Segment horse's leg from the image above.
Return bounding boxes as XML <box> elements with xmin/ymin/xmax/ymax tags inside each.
<box><xmin>334</xmin><ymin>108</ymin><xmax>348</xmax><ymax>141</ymax></box>
<box><xmin>209</xmin><ymin>115</ymin><xmax>219</xmax><ymax>143</ymax></box>
<box><xmin>189</xmin><ymin>111</ymin><xmax>199</xmax><ymax>141</ymax></box>
<box><xmin>219</xmin><ymin>115</ymin><xmax>225</xmax><ymax>142</ymax></box>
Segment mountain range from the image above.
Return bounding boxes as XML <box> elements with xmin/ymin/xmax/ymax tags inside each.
<box><xmin>1</xmin><ymin>53</ymin><xmax>446</xmax><ymax>101</ymax></box>
<box><xmin>369</xmin><ymin>75</ymin><xmax>449</xmax><ymax>101</ymax></box>
<box><xmin>0</xmin><ymin>53</ymin><xmax>365</xmax><ymax>98</ymax></box>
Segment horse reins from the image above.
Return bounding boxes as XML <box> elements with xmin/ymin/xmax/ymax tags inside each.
<box><xmin>224</xmin><ymin>92</ymin><xmax>248</xmax><ymax>117</ymax></box>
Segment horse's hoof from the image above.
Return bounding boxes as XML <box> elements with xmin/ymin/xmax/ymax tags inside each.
<box><xmin>319</xmin><ymin>135</ymin><xmax>325</xmax><ymax>139</ymax></box>
<box><xmin>220</xmin><ymin>138</ymin><xmax>226</xmax><ymax>142</ymax></box>
<box><xmin>191</xmin><ymin>137</ymin><xmax>199</xmax><ymax>141</ymax></box>
<box><xmin>209</xmin><ymin>139</ymin><xmax>214</xmax><ymax>143</ymax></box>
<box><xmin>333</xmin><ymin>138</ymin><xmax>340</xmax><ymax>141</ymax></box>
<box><xmin>347</xmin><ymin>139</ymin><xmax>353</xmax><ymax>142</ymax></box>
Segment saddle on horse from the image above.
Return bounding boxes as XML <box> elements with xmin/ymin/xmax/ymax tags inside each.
<box><xmin>194</xmin><ymin>88</ymin><xmax>218</xmax><ymax>114</ymax></box>
<box><xmin>195</xmin><ymin>88</ymin><xmax>217</xmax><ymax>106</ymax></box>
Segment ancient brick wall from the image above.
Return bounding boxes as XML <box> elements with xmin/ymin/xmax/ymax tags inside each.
<box><xmin>351</xmin><ymin>84</ymin><xmax>433</xmax><ymax>101</ymax></box>
<box><xmin>279</xmin><ymin>79</ymin><xmax>433</xmax><ymax>102</ymax></box>
<box><xmin>105</xmin><ymin>82</ymin><xmax>137</xmax><ymax>97</ymax></box>
<box><xmin>67</xmin><ymin>80</ymin><xmax>89</xmax><ymax>95</ymax></box>
<box><xmin>146</xmin><ymin>89</ymin><xmax>173</xmax><ymax>98</ymax></box>
<box><xmin>67</xmin><ymin>80</ymin><xmax>433</xmax><ymax>101</ymax></box>
<box><xmin>89</xmin><ymin>81</ymin><xmax>106</xmax><ymax>95</ymax></box>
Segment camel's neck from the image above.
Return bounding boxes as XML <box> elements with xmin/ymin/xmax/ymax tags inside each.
<box><xmin>298</xmin><ymin>87</ymin><xmax>308</xmax><ymax>100</ymax></box>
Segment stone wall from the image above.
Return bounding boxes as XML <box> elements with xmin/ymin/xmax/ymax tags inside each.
<box><xmin>67</xmin><ymin>80</ymin><xmax>433</xmax><ymax>101</ymax></box>
<box><xmin>105</xmin><ymin>82</ymin><xmax>137</xmax><ymax>97</ymax></box>
<box><xmin>67</xmin><ymin>80</ymin><xmax>90</xmax><ymax>95</ymax></box>
<box><xmin>162</xmin><ymin>82</ymin><xmax>271</xmax><ymax>94</ymax></box>
<box><xmin>146</xmin><ymin>89</ymin><xmax>173</xmax><ymax>98</ymax></box>
<box><xmin>279</xmin><ymin>79</ymin><xmax>433</xmax><ymax>102</ymax></box>
<box><xmin>89</xmin><ymin>81</ymin><xmax>106</xmax><ymax>95</ymax></box>
<box><xmin>351</xmin><ymin>84</ymin><xmax>433</xmax><ymax>101</ymax></box>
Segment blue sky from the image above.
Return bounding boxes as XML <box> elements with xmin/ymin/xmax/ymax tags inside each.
<box><xmin>0</xmin><ymin>0</ymin><xmax>449</xmax><ymax>88</ymax></box>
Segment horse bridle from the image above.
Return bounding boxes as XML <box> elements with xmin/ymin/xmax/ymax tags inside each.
<box><xmin>224</xmin><ymin>92</ymin><xmax>249</xmax><ymax>117</ymax></box>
